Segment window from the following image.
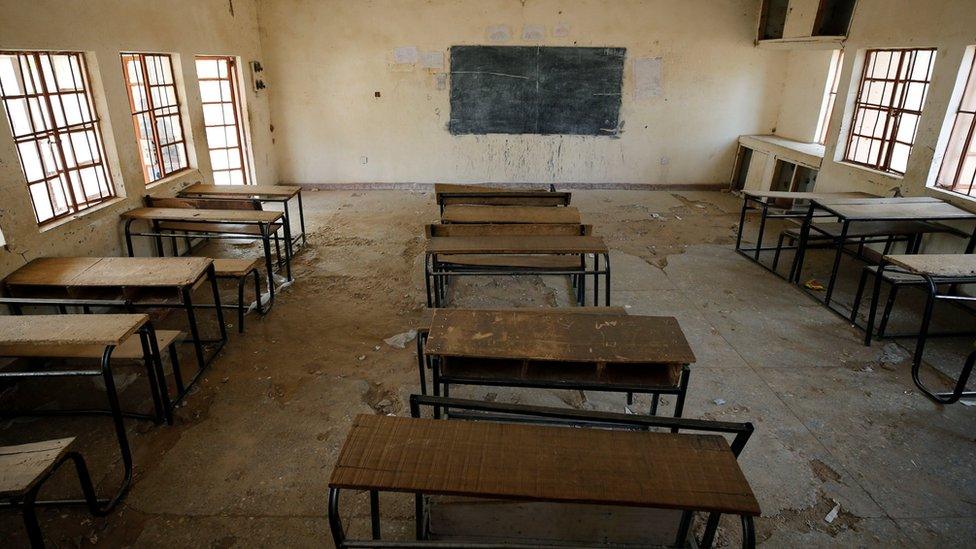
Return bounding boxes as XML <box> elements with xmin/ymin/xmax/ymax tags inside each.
<box><xmin>121</xmin><ymin>53</ymin><xmax>189</xmax><ymax>183</ymax></box>
<box><xmin>816</xmin><ymin>51</ymin><xmax>844</xmax><ymax>144</ymax></box>
<box><xmin>758</xmin><ymin>0</ymin><xmax>789</xmax><ymax>41</ymax></box>
<box><xmin>844</xmin><ymin>48</ymin><xmax>936</xmax><ymax>175</ymax></box>
<box><xmin>936</xmin><ymin>53</ymin><xmax>976</xmax><ymax>197</ymax></box>
<box><xmin>0</xmin><ymin>51</ymin><xmax>115</xmax><ymax>224</ymax></box>
<box><xmin>195</xmin><ymin>56</ymin><xmax>250</xmax><ymax>185</ymax></box>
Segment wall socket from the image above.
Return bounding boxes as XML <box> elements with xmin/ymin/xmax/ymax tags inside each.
<box><xmin>361</xmin><ymin>155</ymin><xmax>368</xmax><ymax>165</ymax></box>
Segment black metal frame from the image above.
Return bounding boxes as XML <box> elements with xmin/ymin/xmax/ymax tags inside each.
<box><xmin>1</xmin><ymin>449</ymin><xmax>106</xmax><ymax>548</ymax></box>
<box><xmin>326</xmin><ymin>395</ymin><xmax>757</xmax><ymax>549</ymax></box>
<box><xmin>212</xmin><ymin>266</ymin><xmax>268</xmax><ymax>333</ymax></box>
<box><xmin>424</xmin><ymin>252</ymin><xmax>610</xmax><ymax>307</ymax></box>
<box><xmin>414</xmin><ymin>329</ymin><xmax>689</xmax><ymax>421</ymax></box>
<box><xmin>734</xmin><ymin>193</ymin><xmax>835</xmax><ymax>279</ymax></box>
<box><xmin>864</xmin><ymin>261</ymin><xmax>976</xmax><ymax>404</ymax></box>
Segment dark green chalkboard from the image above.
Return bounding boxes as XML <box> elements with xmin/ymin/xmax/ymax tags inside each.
<box><xmin>448</xmin><ymin>46</ymin><xmax>625</xmax><ymax>136</ymax></box>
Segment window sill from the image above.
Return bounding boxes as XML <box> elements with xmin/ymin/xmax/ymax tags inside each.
<box><xmin>836</xmin><ymin>161</ymin><xmax>904</xmax><ymax>181</ymax></box>
<box><xmin>145</xmin><ymin>168</ymin><xmax>200</xmax><ymax>191</ymax></box>
<box><xmin>926</xmin><ymin>186</ymin><xmax>976</xmax><ymax>212</ymax></box>
<box><xmin>38</xmin><ymin>196</ymin><xmax>127</xmax><ymax>234</ymax></box>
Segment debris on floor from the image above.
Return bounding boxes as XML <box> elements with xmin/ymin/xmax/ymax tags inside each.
<box><xmin>804</xmin><ymin>279</ymin><xmax>825</xmax><ymax>291</ymax></box>
<box><xmin>384</xmin><ymin>329</ymin><xmax>417</xmax><ymax>349</ymax></box>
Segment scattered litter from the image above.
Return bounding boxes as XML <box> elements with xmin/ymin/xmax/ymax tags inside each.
<box><xmin>650</xmin><ymin>213</ymin><xmax>663</xmax><ymax>220</ymax></box>
<box><xmin>878</xmin><ymin>343</ymin><xmax>908</xmax><ymax>366</ymax></box>
<box><xmin>384</xmin><ymin>329</ymin><xmax>417</xmax><ymax>349</ymax></box>
<box><xmin>624</xmin><ymin>406</ymin><xmax>635</xmax><ymax>415</ymax></box>
<box><xmin>357</xmin><ymin>355</ymin><xmax>366</xmax><ymax>361</ymax></box>
<box><xmin>824</xmin><ymin>502</ymin><xmax>840</xmax><ymax>523</ymax></box>
<box><xmin>713</xmin><ymin>398</ymin><xmax>726</xmax><ymax>406</ymax></box>
<box><xmin>961</xmin><ymin>399</ymin><xmax>976</xmax><ymax>407</ymax></box>
<box><xmin>804</xmin><ymin>279</ymin><xmax>825</xmax><ymax>291</ymax></box>
<box><xmin>674</xmin><ymin>215</ymin><xmax>682</xmax><ymax>220</ymax></box>
<box><xmin>373</xmin><ymin>345</ymin><xmax>381</xmax><ymax>351</ymax></box>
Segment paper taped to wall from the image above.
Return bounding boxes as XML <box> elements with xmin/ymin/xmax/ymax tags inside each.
<box><xmin>522</xmin><ymin>25</ymin><xmax>545</xmax><ymax>41</ymax></box>
<box><xmin>486</xmin><ymin>25</ymin><xmax>512</xmax><ymax>42</ymax></box>
<box><xmin>421</xmin><ymin>51</ymin><xmax>445</xmax><ymax>69</ymax></box>
<box><xmin>394</xmin><ymin>46</ymin><xmax>419</xmax><ymax>64</ymax></box>
<box><xmin>634</xmin><ymin>57</ymin><xmax>662</xmax><ymax>100</ymax></box>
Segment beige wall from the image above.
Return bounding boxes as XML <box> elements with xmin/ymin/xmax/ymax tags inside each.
<box><xmin>773</xmin><ymin>50</ymin><xmax>836</xmax><ymax>143</ymax></box>
<box><xmin>258</xmin><ymin>0</ymin><xmax>789</xmax><ymax>186</ymax></box>
<box><xmin>816</xmin><ymin>0</ymin><xmax>976</xmax><ymax>203</ymax></box>
<box><xmin>0</xmin><ymin>0</ymin><xmax>274</xmax><ymax>279</ymax></box>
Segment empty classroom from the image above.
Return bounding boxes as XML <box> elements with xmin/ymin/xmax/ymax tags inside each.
<box><xmin>0</xmin><ymin>0</ymin><xmax>974</xmax><ymax>547</ymax></box>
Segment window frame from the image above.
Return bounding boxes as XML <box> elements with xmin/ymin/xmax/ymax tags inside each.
<box><xmin>0</xmin><ymin>50</ymin><xmax>117</xmax><ymax>225</ymax></box>
<box><xmin>843</xmin><ymin>47</ymin><xmax>937</xmax><ymax>176</ymax></box>
<box><xmin>120</xmin><ymin>52</ymin><xmax>190</xmax><ymax>184</ymax></box>
<box><xmin>935</xmin><ymin>51</ymin><xmax>976</xmax><ymax>197</ymax></box>
<box><xmin>816</xmin><ymin>51</ymin><xmax>844</xmax><ymax>145</ymax></box>
<box><xmin>195</xmin><ymin>55</ymin><xmax>252</xmax><ymax>186</ymax></box>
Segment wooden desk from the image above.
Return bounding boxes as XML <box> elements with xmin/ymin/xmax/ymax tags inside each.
<box><xmin>424</xmin><ymin>236</ymin><xmax>610</xmax><ymax>306</ymax></box>
<box><xmin>735</xmin><ymin>190</ymin><xmax>879</xmax><ymax>272</ymax></box>
<box><xmin>121</xmin><ymin>206</ymin><xmax>290</xmax><ymax>289</ymax></box>
<box><xmin>424</xmin><ymin>309</ymin><xmax>694</xmax><ymax>417</ymax></box>
<box><xmin>866</xmin><ymin>253</ymin><xmax>976</xmax><ymax>404</ymax></box>
<box><xmin>179</xmin><ymin>183</ymin><xmax>306</xmax><ymax>247</ymax></box>
<box><xmin>328</xmin><ymin>413</ymin><xmax>759</xmax><ymax>547</ymax></box>
<box><xmin>442</xmin><ymin>205</ymin><xmax>581</xmax><ymax>224</ymax></box>
<box><xmin>795</xmin><ymin>197</ymin><xmax>976</xmax><ymax>307</ymax></box>
<box><xmin>0</xmin><ymin>314</ymin><xmax>167</xmax><ymax>512</ymax></box>
<box><xmin>3</xmin><ymin>257</ymin><xmax>224</xmax><ymax>392</ymax></box>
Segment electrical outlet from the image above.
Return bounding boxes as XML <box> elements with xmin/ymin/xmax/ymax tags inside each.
<box><xmin>361</xmin><ymin>155</ymin><xmax>368</xmax><ymax>165</ymax></box>
<box><xmin>660</xmin><ymin>156</ymin><xmax>669</xmax><ymax>165</ymax></box>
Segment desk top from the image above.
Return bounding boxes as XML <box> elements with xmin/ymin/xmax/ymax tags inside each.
<box><xmin>122</xmin><ymin>207</ymin><xmax>283</xmax><ymax>223</ymax></box>
<box><xmin>331</xmin><ymin>414</ymin><xmax>759</xmax><ymax>515</ymax></box>
<box><xmin>0</xmin><ymin>438</ymin><xmax>75</xmax><ymax>497</ymax></box>
<box><xmin>436</xmin><ymin>183</ymin><xmax>546</xmax><ymax>194</ymax></box>
<box><xmin>4</xmin><ymin>257</ymin><xmax>212</xmax><ymax>288</ymax></box>
<box><xmin>179</xmin><ymin>183</ymin><xmax>301</xmax><ymax>199</ymax></box>
<box><xmin>442</xmin><ymin>205</ymin><xmax>581</xmax><ymax>224</ymax></box>
<box><xmin>817</xmin><ymin>199</ymin><xmax>976</xmax><ymax>221</ymax></box>
<box><xmin>427</xmin><ymin>235</ymin><xmax>608</xmax><ymax>255</ymax></box>
<box><xmin>0</xmin><ymin>314</ymin><xmax>147</xmax><ymax>347</ymax></box>
<box><xmin>425</xmin><ymin>309</ymin><xmax>695</xmax><ymax>364</ymax></box>
<box><xmin>885</xmin><ymin>254</ymin><xmax>976</xmax><ymax>278</ymax></box>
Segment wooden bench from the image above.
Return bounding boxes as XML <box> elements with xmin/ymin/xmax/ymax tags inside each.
<box><xmin>1</xmin><ymin>438</ymin><xmax>105</xmax><ymax>547</ymax></box>
<box><xmin>327</xmin><ymin>397</ymin><xmax>760</xmax><ymax>548</ymax></box>
<box><xmin>862</xmin><ymin>254</ymin><xmax>976</xmax><ymax>404</ymax></box>
<box><xmin>212</xmin><ymin>258</ymin><xmax>267</xmax><ymax>333</ymax></box>
<box><xmin>425</xmin><ymin>235</ymin><xmax>611</xmax><ymax>307</ymax></box>
<box><xmin>441</xmin><ymin>205</ymin><xmax>581</xmax><ymax>224</ymax></box>
<box><xmin>435</xmin><ymin>183</ymin><xmax>571</xmax><ymax>211</ymax></box>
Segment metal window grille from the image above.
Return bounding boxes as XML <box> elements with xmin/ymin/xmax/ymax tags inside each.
<box><xmin>195</xmin><ymin>56</ymin><xmax>250</xmax><ymax>185</ymax></box>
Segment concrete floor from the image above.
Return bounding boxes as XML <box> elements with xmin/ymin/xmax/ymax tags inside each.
<box><xmin>1</xmin><ymin>189</ymin><xmax>974</xmax><ymax>547</ymax></box>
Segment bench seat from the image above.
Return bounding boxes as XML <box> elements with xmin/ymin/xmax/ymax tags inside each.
<box><xmin>783</xmin><ymin>220</ymin><xmax>952</xmax><ymax>240</ymax></box>
<box><xmin>0</xmin><ymin>438</ymin><xmax>74</xmax><ymax>498</ymax></box>
<box><xmin>437</xmin><ymin>254</ymin><xmax>582</xmax><ymax>270</ymax></box>
<box><xmin>213</xmin><ymin>258</ymin><xmax>263</xmax><ymax>277</ymax></box>
<box><xmin>0</xmin><ymin>330</ymin><xmax>182</xmax><ymax>360</ymax></box>
<box><xmin>157</xmin><ymin>221</ymin><xmax>281</xmax><ymax>236</ymax></box>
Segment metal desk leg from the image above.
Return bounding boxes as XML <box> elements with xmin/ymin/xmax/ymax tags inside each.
<box><xmin>282</xmin><ymin>219</ymin><xmax>293</xmax><ymax>281</ymax></box>
<box><xmin>424</xmin><ymin>254</ymin><xmax>433</xmax><ymax>308</ymax></box>
<box><xmin>824</xmin><ymin>220</ymin><xmax>850</xmax><ymax>306</ymax></box>
<box><xmin>327</xmin><ymin>487</ymin><xmax>345</xmax><ymax>548</ymax></box>
<box><xmin>415</xmin><ymin>493</ymin><xmax>426</xmax><ymax>540</ymax></box>
<box><xmin>754</xmin><ymin>201</ymin><xmax>769</xmax><ymax>261</ymax></box>
<box><xmin>604</xmin><ymin>252</ymin><xmax>611</xmax><ymax>306</ymax></box>
<box><xmin>735</xmin><ymin>197</ymin><xmax>749</xmax><ymax>252</ymax></box>
<box><xmin>209</xmin><ymin>263</ymin><xmax>228</xmax><ymax>345</ymax></box>
<box><xmin>182</xmin><ymin>285</ymin><xmax>207</xmax><ymax>372</ymax></box>
<box><xmin>790</xmin><ymin>205</ymin><xmax>815</xmax><ymax>283</ymax></box>
<box><xmin>260</xmin><ymin>224</ymin><xmax>276</xmax><ymax>303</ymax></box>
<box><xmin>99</xmin><ymin>346</ymin><xmax>133</xmax><ymax>511</ymax></box>
<box><xmin>593</xmin><ymin>254</ymin><xmax>600</xmax><ymax>307</ymax></box>
<box><xmin>370</xmin><ymin>490</ymin><xmax>381</xmax><ymax>539</ymax></box>
<box><xmin>910</xmin><ymin>275</ymin><xmax>938</xmax><ymax>386</ymax></box>
<box><xmin>124</xmin><ymin>219</ymin><xmax>136</xmax><ymax>257</ymax></box>
<box><xmin>297</xmin><ymin>192</ymin><xmax>308</xmax><ymax>247</ymax></box>
<box><xmin>864</xmin><ymin>259</ymin><xmax>887</xmax><ymax>346</ymax></box>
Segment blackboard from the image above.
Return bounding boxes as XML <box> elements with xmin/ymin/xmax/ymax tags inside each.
<box><xmin>448</xmin><ymin>46</ymin><xmax>625</xmax><ymax>137</ymax></box>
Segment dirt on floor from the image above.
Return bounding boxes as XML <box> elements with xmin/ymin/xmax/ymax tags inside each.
<box><xmin>0</xmin><ymin>189</ymin><xmax>974</xmax><ymax>548</ymax></box>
